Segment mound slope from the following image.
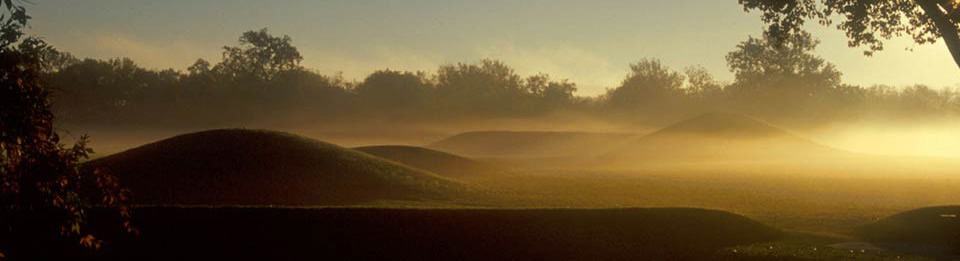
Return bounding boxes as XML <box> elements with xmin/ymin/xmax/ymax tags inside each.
<box><xmin>599</xmin><ymin>113</ymin><xmax>839</xmax><ymax>165</ymax></box>
<box><xmin>85</xmin><ymin>129</ymin><xmax>464</xmax><ymax>205</ymax></box>
<box><xmin>354</xmin><ymin>145</ymin><xmax>499</xmax><ymax>176</ymax></box>
<box><xmin>857</xmin><ymin>206</ymin><xmax>960</xmax><ymax>257</ymax></box>
<box><xmin>651</xmin><ymin>112</ymin><xmax>790</xmax><ymax>138</ymax></box>
<box><xmin>427</xmin><ymin>131</ymin><xmax>635</xmax><ymax>157</ymax></box>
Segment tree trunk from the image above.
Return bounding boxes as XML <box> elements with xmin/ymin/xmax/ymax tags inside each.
<box><xmin>918</xmin><ymin>0</ymin><xmax>960</xmax><ymax>71</ymax></box>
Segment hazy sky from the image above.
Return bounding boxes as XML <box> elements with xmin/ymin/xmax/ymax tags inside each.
<box><xmin>28</xmin><ymin>0</ymin><xmax>958</xmax><ymax>95</ymax></box>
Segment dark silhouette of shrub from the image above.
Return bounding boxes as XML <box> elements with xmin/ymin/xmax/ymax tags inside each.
<box><xmin>0</xmin><ymin>2</ymin><xmax>132</xmax><ymax>258</ymax></box>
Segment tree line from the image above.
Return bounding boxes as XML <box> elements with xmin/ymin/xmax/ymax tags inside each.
<box><xmin>45</xmin><ymin>28</ymin><xmax>960</xmax><ymax>129</ymax></box>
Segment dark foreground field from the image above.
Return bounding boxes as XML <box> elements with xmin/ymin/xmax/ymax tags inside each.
<box><xmin>36</xmin><ymin>207</ymin><xmax>783</xmax><ymax>261</ymax></box>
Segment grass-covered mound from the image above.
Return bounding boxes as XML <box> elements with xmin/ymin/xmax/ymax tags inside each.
<box><xmin>427</xmin><ymin>131</ymin><xmax>635</xmax><ymax>157</ymax></box>
<box><xmin>598</xmin><ymin>113</ymin><xmax>839</xmax><ymax>165</ymax></box>
<box><xmin>651</xmin><ymin>112</ymin><xmax>789</xmax><ymax>138</ymax></box>
<box><xmin>85</xmin><ymin>129</ymin><xmax>464</xmax><ymax>205</ymax></box>
<box><xmin>354</xmin><ymin>145</ymin><xmax>500</xmax><ymax>176</ymax></box>
<box><xmin>90</xmin><ymin>206</ymin><xmax>781</xmax><ymax>260</ymax></box>
<box><xmin>857</xmin><ymin>206</ymin><xmax>960</xmax><ymax>257</ymax></box>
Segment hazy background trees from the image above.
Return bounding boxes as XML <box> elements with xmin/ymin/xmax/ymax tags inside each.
<box><xmin>356</xmin><ymin>70</ymin><xmax>433</xmax><ymax>112</ymax></box>
<box><xmin>724</xmin><ymin>31</ymin><xmax>847</xmax><ymax>125</ymax></box>
<box><xmin>46</xmin><ymin>28</ymin><xmax>960</xmax><ymax>130</ymax></box>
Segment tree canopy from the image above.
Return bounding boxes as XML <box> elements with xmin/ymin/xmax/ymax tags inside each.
<box><xmin>355</xmin><ymin>70</ymin><xmax>433</xmax><ymax>110</ymax></box>
<box><xmin>215</xmin><ymin>28</ymin><xmax>303</xmax><ymax>82</ymax></box>
<box><xmin>725</xmin><ymin>30</ymin><xmax>848</xmax><ymax>122</ymax></box>
<box><xmin>726</xmin><ymin>31</ymin><xmax>841</xmax><ymax>90</ymax></box>
<box><xmin>607</xmin><ymin>58</ymin><xmax>686</xmax><ymax>110</ymax></box>
<box><xmin>739</xmin><ymin>0</ymin><xmax>960</xmax><ymax>70</ymax></box>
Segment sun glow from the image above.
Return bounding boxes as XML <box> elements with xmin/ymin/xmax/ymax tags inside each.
<box><xmin>814</xmin><ymin>124</ymin><xmax>960</xmax><ymax>158</ymax></box>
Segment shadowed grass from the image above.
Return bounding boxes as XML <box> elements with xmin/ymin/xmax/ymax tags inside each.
<box><xmin>84</xmin><ymin>206</ymin><xmax>782</xmax><ymax>261</ymax></box>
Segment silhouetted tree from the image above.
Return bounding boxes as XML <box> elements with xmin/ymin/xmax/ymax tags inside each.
<box><xmin>684</xmin><ymin>65</ymin><xmax>723</xmax><ymax>99</ymax></box>
<box><xmin>607</xmin><ymin>58</ymin><xmax>686</xmax><ymax>111</ymax></box>
<box><xmin>524</xmin><ymin>73</ymin><xmax>578</xmax><ymax>111</ymax></box>
<box><xmin>187</xmin><ymin>58</ymin><xmax>212</xmax><ymax>76</ymax></box>
<box><xmin>269</xmin><ymin>69</ymin><xmax>353</xmax><ymax>120</ymax></box>
<box><xmin>36</xmin><ymin>48</ymin><xmax>78</xmax><ymax>73</ymax></box>
<box><xmin>881</xmin><ymin>85</ymin><xmax>958</xmax><ymax>117</ymax></box>
<box><xmin>182</xmin><ymin>58</ymin><xmax>216</xmax><ymax>95</ymax></box>
<box><xmin>726</xmin><ymin>31</ymin><xmax>840</xmax><ymax>88</ymax></box>
<box><xmin>739</xmin><ymin>0</ymin><xmax>960</xmax><ymax>70</ymax></box>
<box><xmin>355</xmin><ymin>69</ymin><xmax>434</xmax><ymax>111</ymax></box>
<box><xmin>436</xmin><ymin>59</ymin><xmax>531</xmax><ymax>115</ymax></box>
<box><xmin>0</xmin><ymin>1</ymin><xmax>132</xmax><ymax>258</ymax></box>
<box><xmin>725</xmin><ymin>31</ymin><xmax>849</xmax><ymax>124</ymax></box>
<box><xmin>50</xmin><ymin>58</ymin><xmax>164</xmax><ymax>124</ymax></box>
<box><xmin>214</xmin><ymin>28</ymin><xmax>303</xmax><ymax>82</ymax></box>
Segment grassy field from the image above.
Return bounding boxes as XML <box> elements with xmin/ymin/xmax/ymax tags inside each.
<box><xmin>445</xmin><ymin>169</ymin><xmax>960</xmax><ymax>260</ymax></box>
<box><xmin>69</xmin><ymin>207</ymin><xmax>778</xmax><ymax>261</ymax></box>
<box><xmin>462</xmin><ymin>170</ymin><xmax>960</xmax><ymax>236</ymax></box>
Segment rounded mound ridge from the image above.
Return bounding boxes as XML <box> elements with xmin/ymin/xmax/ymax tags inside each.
<box><xmin>354</xmin><ymin>145</ymin><xmax>499</xmax><ymax>176</ymax></box>
<box><xmin>857</xmin><ymin>205</ymin><xmax>960</xmax><ymax>257</ymax></box>
<box><xmin>86</xmin><ymin>129</ymin><xmax>464</xmax><ymax>206</ymax></box>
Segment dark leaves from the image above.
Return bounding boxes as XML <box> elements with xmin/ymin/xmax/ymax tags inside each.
<box><xmin>216</xmin><ymin>28</ymin><xmax>303</xmax><ymax>83</ymax></box>
<box><xmin>0</xmin><ymin>0</ymin><xmax>133</xmax><ymax>258</ymax></box>
<box><xmin>740</xmin><ymin>0</ymin><xmax>936</xmax><ymax>56</ymax></box>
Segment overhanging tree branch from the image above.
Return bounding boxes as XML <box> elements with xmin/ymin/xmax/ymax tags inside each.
<box><xmin>918</xmin><ymin>0</ymin><xmax>960</xmax><ymax>70</ymax></box>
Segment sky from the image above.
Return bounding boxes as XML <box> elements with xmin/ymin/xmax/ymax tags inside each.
<box><xmin>26</xmin><ymin>0</ymin><xmax>959</xmax><ymax>96</ymax></box>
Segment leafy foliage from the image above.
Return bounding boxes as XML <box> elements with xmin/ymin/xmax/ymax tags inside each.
<box><xmin>215</xmin><ymin>28</ymin><xmax>303</xmax><ymax>82</ymax></box>
<box><xmin>738</xmin><ymin>0</ymin><xmax>960</xmax><ymax>68</ymax></box>
<box><xmin>726</xmin><ymin>31</ymin><xmax>840</xmax><ymax>87</ymax></box>
<box><xmin>435</xmin><ymin>59</ymin><xmax>526</xmax><ymax>114</ymax></box>
<box><xmin>524</xmin><ymin>73</ymin><xmax>577</xmax><ymax>108</ymax></box>
<box><xmin>684</xmin><ymin>65</ymin><xmax>723</xmax><ymax>99</ymax></box>
<box><xmin>355</xmin><ymin>70</ymin><xmax>433</xmax><ymax>110</ymax></box>
<box><xmin>739</xmin><ymin>0</ymin><xmax>930</xmax><ymax>54</ymax></box>
<box><xmin>0</xmin><ymin>1</ymin><xmax>132</xmax><ymax>258</ymax></box>
<box><xmin>725</xmin><ymin>31</ymin><xmax>850</xmax><ymax>122</ymax></box>
<box><xmin>607</xmin><ymin>58</ymin><xmax>686</xmax><ymax>111</ymax></box>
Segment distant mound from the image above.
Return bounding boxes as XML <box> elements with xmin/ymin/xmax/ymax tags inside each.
<box><xmin>651</xmin><ymin>112</ymin><xmax>788</xmax><ymax>138</ymax></box>
<box><xmin>89</xmin><ymin>207</ymin><xmax>781</xmax><ymax>260</ymax></box>
<box><xmin>857</xmin><ymin>206</ymin><xmax>960</xmax><ymax>257</ymax></box>
<box><xmin>427</xmin><ymin>131</ymin><xmax>635</xmax><ymax>157</ymax></box>
<box><xmin>354</xmin><ymin>145</ymin><xmax>500</xmax><ymax>176</ymax></box>
<box><xmin>598</xmin><ymin>113</ymin><xmax>839</xmax><ymax>165</ymax></box>
<box><xmin>85</xmin><ymin>129</ymin><xmax>464</xmax><ymax>205</ymax></box>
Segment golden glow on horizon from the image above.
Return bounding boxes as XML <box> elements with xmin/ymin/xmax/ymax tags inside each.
<box><xmin>815</xmin><ymin>124</ymin><xmax>960</xmax><ymax>158</ymax></box>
